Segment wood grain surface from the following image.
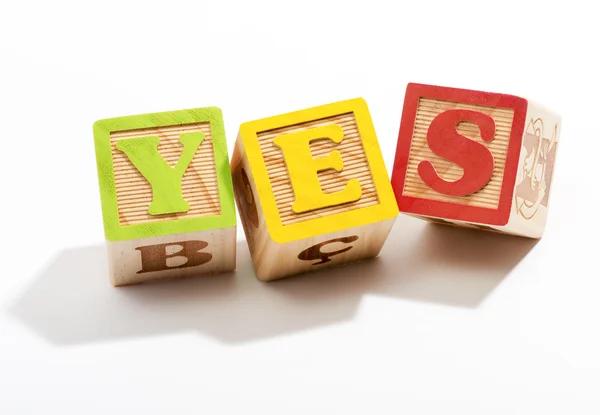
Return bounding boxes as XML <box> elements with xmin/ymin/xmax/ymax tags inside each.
<box><xmin>110</xmin><ymin>123</ymin><xmax>221</xmax><ymax>226</ymax></box>
<box><xmin>257</xmin><ymin>113</ymin><xmax>378</xmax><ymax>225</ymax></box>
<box><xmin>402</xmin><ymin>98</ymin><xmax>515</xmax><ymax>209</ymax></box>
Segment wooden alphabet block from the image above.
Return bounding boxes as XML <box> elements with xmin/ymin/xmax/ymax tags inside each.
<box><xmin>93</xmin><ymin>107</ymin><xmax>236</xmax><ymax>286</ymax></box>
<box><xmin>231</xmin><ymin>98</ymin><xmax>398</xmax><ymax>281</ymax></box>
<box><xmin>391</xmin><ymin>83</ymin><xmax>561</xmax><ymax>238</ymax></box>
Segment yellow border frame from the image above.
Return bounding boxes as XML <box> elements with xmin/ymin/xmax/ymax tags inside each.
<box><xmin>239</xmin><ymin>98</ymin><xmax>399</xmax><ymax>244</ymax></box>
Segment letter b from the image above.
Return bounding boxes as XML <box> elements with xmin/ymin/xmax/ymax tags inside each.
<box><xmin>135</xmin><ymin>240</ymin><xmax>212</xmax><ymax>274</ymax></box>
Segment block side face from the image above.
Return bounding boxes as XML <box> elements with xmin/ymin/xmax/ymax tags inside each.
<box><xmin>239</xmin><ymin>98</ymin><xmax>399</xmax><ymax>244</ymax></box>
<box><xmin>93</xmin><ymin>107</ymin><xmax>235</xmax><ymax>242</ymax></box>
<box><xmin>255</xmin><ymin>217</ymin><xmax>396</xmax><ymax>282</ymax></box>
<box><xmin>501</xmin><ymin>100</ymin><xmax>561</xmax><ymax>238</ymax></box>
<box><xmin>107</xmin><ymin>226</ymin><xmax>236</xmax><ymax>286</ymax></box>
<box><xmin>230</xmin><ymin>137</ymin><xmax>272</xmax><ymax>270</ymax></box>
<box><xmin>392</xmin><ymin>83</ymin><xmax>527</xmax><ymax>226</ymax></box>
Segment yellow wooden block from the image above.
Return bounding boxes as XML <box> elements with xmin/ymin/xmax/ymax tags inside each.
<box><xmin>231</xmin><ymin>98</ymin><xmax>398</xmax><ymax>281</ymax></box>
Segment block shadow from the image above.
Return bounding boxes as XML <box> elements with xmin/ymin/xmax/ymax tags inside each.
<box><xmin>8</xmin><ymin>216</ymin><xmax>537</xmax><ymax>346</ymax></box>
<box><xmin>364</xmin><ymin>218</ymin><xmax>539</xmax><ymax>307</ymax></box>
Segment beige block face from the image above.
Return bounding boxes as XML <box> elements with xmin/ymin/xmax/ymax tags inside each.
<box><xmin>107</xmin><ymin>227</ymin><xmax>236</xmax><ymax>286</ymax></box>
<box><xmin>402</xmin><ymin>97</ymin><xmax>515</xmax><ymax>209</ymax></box>
<box><xmin>256</xmin><ymin>113</ymin><xmax>378</xmax><ymax>224</ymax></box>
<box><xmin>110</xmin><ymin>122</ymin><xmax>221</xmax><ymax>226</ymax></box>
<box><xmin>502</xmin><ymin>100</ymin><xmax>561</xmax><ymax>238</ymax></box>
<box><xmin>231</xmin><ymin>138</ymin><xmax>394</xmax><ymax>282</ymax></box>
<box><xmin>254</xmin><ymin>218</ymin><xmax>395</xmax><ymax>281</ymax></box>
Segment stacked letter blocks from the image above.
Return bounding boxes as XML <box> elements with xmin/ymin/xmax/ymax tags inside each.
<box><xmin>93</xmin><ymin>83</ymin><xmax>561</xmax><ymax>286</ymax></box>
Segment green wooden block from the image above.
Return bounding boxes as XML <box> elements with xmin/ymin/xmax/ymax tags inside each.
<box><xmin>93</xmin><ymin>107</ymin><xmax>236</xmax><ymax>286</ymax></box>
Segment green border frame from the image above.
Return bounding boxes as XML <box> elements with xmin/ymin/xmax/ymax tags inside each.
<box><xmin>93</xmin><ymin>107</ymin><xmax>236</xmax><ymax>242</ymax></box>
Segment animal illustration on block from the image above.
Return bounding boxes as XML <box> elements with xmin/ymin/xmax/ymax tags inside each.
<box><xmin>93</xmin><ymin>107</ymin><xmax>236</xmax><ymax>286</ymax></box>
<box><xmin>391</xmin><ymin>83</ymin><xmax>561</xmax><ymax>238</ymax></box>
<box><xmin>231</xmin><ymin>98</ymin><xmax>399</xmax><ymax>281</ymax></box>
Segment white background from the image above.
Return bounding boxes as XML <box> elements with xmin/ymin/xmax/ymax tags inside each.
<box><xmin>0</xmin><ymin>0</ymin><xmax>597</xmax><ymax>413</ymax></box>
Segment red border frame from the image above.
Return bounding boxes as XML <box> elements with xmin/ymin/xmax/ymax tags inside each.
<box><xmin>391</xmin><ymin>83</ymin><xmax>528</xmax><ymax>226</ymax></box>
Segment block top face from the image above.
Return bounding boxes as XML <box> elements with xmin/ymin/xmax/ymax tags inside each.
<box><xmin>239</xmin><ymin>98</ymin><xmax>398</xmax><ymax>244</ymax></box>
<box><xmin>94</xmin><ymin>107</ymin><xmax>236</xmax><ymax>242</ymax></box>
<box><xmin>392</xmin><ymin>83</ymin><xmax>529</xmax><ymax>225</ymax></box>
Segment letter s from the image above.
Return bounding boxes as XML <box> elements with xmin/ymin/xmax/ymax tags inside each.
<box><xmin>418</xmin><ymin>109</ymin><xmax>496</xmax><ymax>196</ymax></box>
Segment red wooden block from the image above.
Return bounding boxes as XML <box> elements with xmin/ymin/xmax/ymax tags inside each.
<box><xmin>391</xmin><ymin>83</ymin><xmax>561</xmax><ymax>238</ymax></box>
